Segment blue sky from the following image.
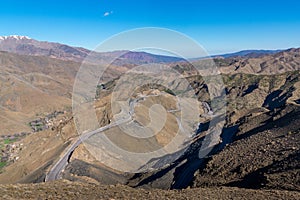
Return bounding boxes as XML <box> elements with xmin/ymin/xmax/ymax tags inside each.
<box><xmin>0</xmin><ymin>0</ymin><xmax>300</xmax><ymax>56</ymax></box>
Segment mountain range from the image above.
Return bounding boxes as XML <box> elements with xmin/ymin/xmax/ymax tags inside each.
<box><xmin>0</xmin><ymin>35</ymin><xmax>184</xmax><ymax>65</ymax></box>
<box><xmin>0</xmin><ymin>35</ymin><xmax>289</xmax><ymax>63</ymax></box>
<box><xmin>0</xmin><ymin>35</ymin><xmax>299</xmax><ymax>199</ymax></box>
<box><xmin>215</xmin><ymin>49</ymin><xmax>283</xmax><ymax>58</ymax></box>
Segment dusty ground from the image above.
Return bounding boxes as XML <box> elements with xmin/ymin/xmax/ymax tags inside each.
<box><xmin>0</xmin><ymin>180</ymin><xmax>299</xmax><ymax>200</ymax></box>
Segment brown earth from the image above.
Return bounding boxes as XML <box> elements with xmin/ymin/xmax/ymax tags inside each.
<box><xmin>215</xmin><ymin>48</ymin><xmax>300</xmax><ymax>74</ymax></box>
<box><xmin>0</xmin><ymin>51</ymin><xmax>78</xmax><ymax>135</ymax></box>
<box><xmin>0</xmin><ymin>180</ymin><xmax>299</xmax><ymax>200</ymax></box>
<box><xmin>0</xmin><ymin>42</ymin><xmax>300</xmax><ymax>198</ymax></box>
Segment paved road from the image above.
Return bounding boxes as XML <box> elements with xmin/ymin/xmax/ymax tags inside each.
<box><xmin>45</xmin><ymin>98</ymin><xmax>140</xmax><ymax>182</ymax></box>
<box><xmin>45</xmin><ymin>96</ymin><xmax>166</xmax><ymax>182</ymax></box>
<box><xmin>45</xmin><ymin>117</ymin><xmax>131</xmax><ymax>182</ymax></box>
<box><xmin>45</xmin><ymin>95</ymin><xmax>205</xmax><ymax>185</ymax></box>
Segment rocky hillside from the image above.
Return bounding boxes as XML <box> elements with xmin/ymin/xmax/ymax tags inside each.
<box><xmin>0</xmin><ymin>40</ymin><xmax>299</xmax><ymax>198</ymax></box>
<box><xmin>192</xmin><ymin>104</ymin><xmax>300</xmax><ymax>191</ymax></box>
<box><xmin>216</xmin><ymin>48</ymin><xmax>300</xmax><ymax>74</ymax></box>
<box><xmin>0</xmin><ymin>51</ymin><xmax>79</xmax><ymax>135</ymax></box>
<box><xmin>22</xmin><ymin>69</ymin><xmax>297</xmax><ymax>191</ymax></box>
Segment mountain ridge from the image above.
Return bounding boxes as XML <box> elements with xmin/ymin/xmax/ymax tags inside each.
<box><xmin>0</xmin><ymin>35</ymin><xmax>295</xmax><ymax>62</ymax></box>
<box><xmin>214</xmin><ymin>49</ymin><xmax>283</xmax><ymax>58</ymax></box>
<box><xmin>0</xmin><ymin>35</ymin><xmax>184</xmax><ymax>64</ymax></box>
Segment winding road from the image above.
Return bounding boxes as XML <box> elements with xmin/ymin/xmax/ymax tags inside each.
<box><xmin>45</xmin><ymin>97</ymin><xmax>151</xmax><ymax>181</ymax></box>
<box><xmin>45</xmin><ymin>117</ymin><xmax>131</xmax><ymax>181</ymax></box>
<box><xmin>45</xmin><ymin>96</ymin><xmax>214</xmax><ymax>186</ymax></box>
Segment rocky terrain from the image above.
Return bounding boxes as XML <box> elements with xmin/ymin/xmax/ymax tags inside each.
<box><xmin>217</xmin><ymin>48</ymin><xmax>300</xmax><ymax>74</ymax></box>
<box><xmin>0</xmin><ymin>37</ymin><xmax>299</xmax><ymax>198</ymax></box>
<box><xmin>0</xmin><ymin>180</ymin><xmax>299</xmax><ymax>200</ymax></box>
<box><xmin>192</xmin><ymin>104</ymin><xmax>300</xmax><ymax>191</ymax></box>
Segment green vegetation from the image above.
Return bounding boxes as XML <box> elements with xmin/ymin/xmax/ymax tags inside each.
<box><xmin>222</xmin><ymin>73</ymin><xmax>262</xmax><ymax>87</ymax></box>
<box><xmin>4</xmin><ymin>138</ymin><xmax>16</xmax><ymax>145</ymax></box>
<box><xmin>0</xmin><ymin>138</ymin><xmax>17</xmax><ymax>172</ymax></box>
<box><xmin>164</xmin><ymin>88</ymin><xmax>176</xmax><ymax>96</ymax></box>
<box><xmin>0</xmin><ymin>162</ymin><xmax>6</xmax><ymax>168</ymax></box>
<box><xmin>0</xmin><ymin>140</ymin><xmax>7</xmax><ymax>171</ymax></box>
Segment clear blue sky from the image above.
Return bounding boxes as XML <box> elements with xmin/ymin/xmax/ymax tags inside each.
<box><xmin>1</xmin><ymin>0</ymin><xmax>300</xmax><ymax>56</ymax></box>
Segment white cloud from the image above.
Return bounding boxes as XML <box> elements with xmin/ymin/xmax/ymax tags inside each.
<box><xmin>103</xmin><ymin>11</ymin><xmax>113</xmax><ymax>17</ymax></box>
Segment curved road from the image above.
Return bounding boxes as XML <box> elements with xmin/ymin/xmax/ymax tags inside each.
<box><xmin>45</xmin><ymin>96</ymin><xmax>207</xmax><ymax>184</ymax></box>
<box><xmin>45</xmin><ymin>117</ymin><xmax>131</xmax><ymax>181</ymax></box>
<box><xmin>45</xmin><ymin>98</ymin><xmax>143</xmax><ymax>182</ymax></box>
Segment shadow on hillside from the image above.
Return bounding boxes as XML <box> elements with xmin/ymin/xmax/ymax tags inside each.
<box><xmin>235</xmin><ymin>105</ymin><xmax>300</xmax><ymax>141</ymax></box>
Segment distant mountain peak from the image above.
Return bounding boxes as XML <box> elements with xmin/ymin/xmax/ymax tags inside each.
<box><xmin>213</xmin><ymin>49</ymin><xmax>283</xmax><ymax>58</ymax></box>
<box><xmin>0</xmin><ymin>35</ymin><xmax>31</xmax><ymax>41</ymax></box>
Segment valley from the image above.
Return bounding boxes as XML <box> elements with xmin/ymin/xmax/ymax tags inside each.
<box><xmin>0</xmin><ymin>37</ymin><xmax>299</xmax><ymax>199</ymax></box>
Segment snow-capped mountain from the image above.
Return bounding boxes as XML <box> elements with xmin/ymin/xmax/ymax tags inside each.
<box><xmin>0</xmin><ymin>35</ymin><xmax>184</xmax><ymax>64</ymax></box>
<box><xmin>0</xmin><ymin>35</ymin><xmax>31</xmax><ymax>41</ymax></box>
<box><xmin>0</xmin><ymin>35</ymin><xmax>91</xmax><ymax>62</ymax></box>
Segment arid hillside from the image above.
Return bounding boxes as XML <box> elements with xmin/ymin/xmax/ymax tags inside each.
<box><xmin>0</xmin><ymin>180</ymin><xmax>299</xmax><ymax>200</ymax></box>
<box><xmin>0</xmin><ymin>51</ymin><xmax>79</xmax><ymax>135</ymax></box>
<box><xmin>0</xmin><ymin>41</ymin><xmax>299</xmax><ymax>198</ymax></box>
<box><xmin>216</xmin><ymin>48</ymin><xmax>300</xmax><ymax>74</ymax></box>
